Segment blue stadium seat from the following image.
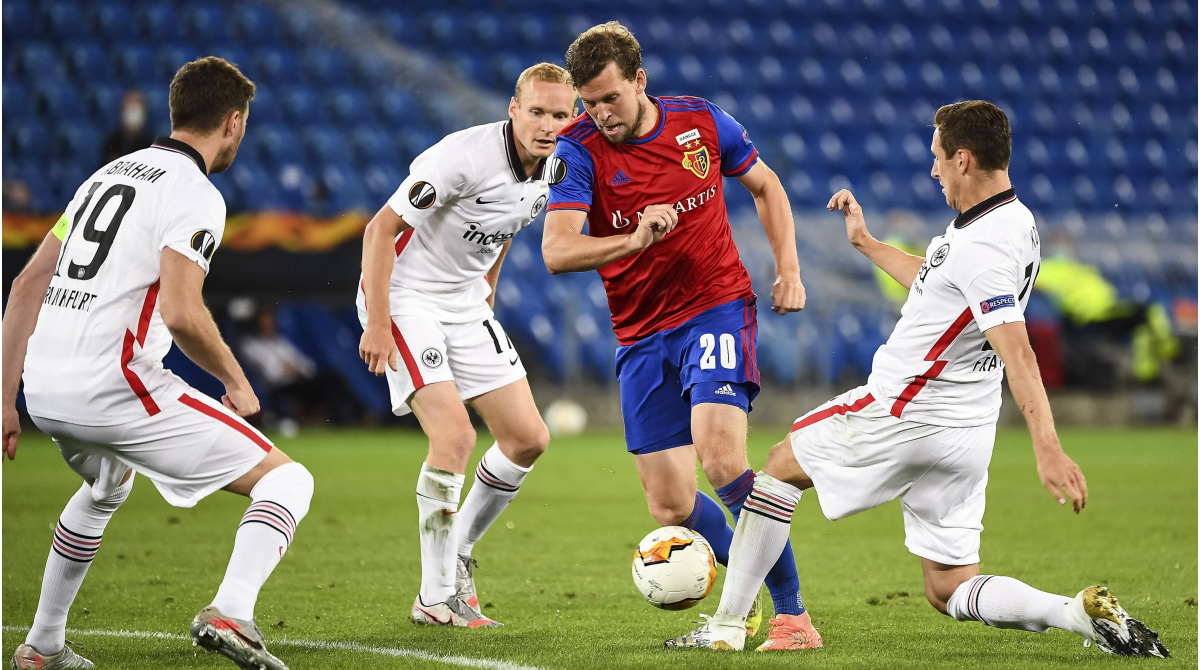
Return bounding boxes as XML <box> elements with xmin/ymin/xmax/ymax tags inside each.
<box><xmin>254</xmin><ymin>124</ymin><xmax>304</xmax><ymax>165</ymax></box>
<box><xmin>303</xmin><ymin>126</ymin><xmax>348</xmax><ymax>165</ymax></box>
<box><xmin>374</xmin><ymin>89</ymin><xmax>418</xmax><ymax>124</ymax></box>
<box><xmin>249</xmin><ymin>87</ymin><xmax>282</xmax><ymax>124</ymax></box>
<box><xmin>278</xmin><ymin>6</ymin><xmax>317</xmax><ymax>45</ymax></box>
<box><xmin>112</xmin><ymin>43</ymin><xmax>156</xmax><ymax>87</ymax></box>
<box><xmin>362</xmin><ymin>165</ymin><xmax>402</xmax><ymax>203</ymax></box>
<box><xmin>250</xmin><ymin>47</ymin><xmax>297</xmax><ymax>85</ymax></box>
<box><xmin>351</xmin><ymin>127</ymin><xmax>397</xmax><ymax>167</ymax></box>
<box><xmin>179</xmin><ymin>4</ymin><xmax>227</xmax><ymax>43</ymax></box>
<box><xmin>230</xmin><ymin>4</ymin><xmax>279</xmax><ymax>43</ymax></box>
<box><xmin>35</xmin><ymin>82</ymin><xmax>86</xmax><ymax>121</ymax></box>
<box><xmin>4</xmin><ymin>81</ymin><xmax>31</xmax><ymax>120</ymax></box>
<box><xmin>301</xmin><ymin>48</ymin><xmax>348</xmax><ymax>85</ymax></box>
<box><xmin>319</xmin><ymin>164</ymin><xmax>369</xmax><ymax>213</ymax></box>
<box><xmin>56</xmin><ymin>124</ymin><xmax>103</xmax><ymax>163</ymax></box>
<box><xmin>3</xmin><ymin>0</ymin><xmax>35</xmax><ymax>40</ymax></box>
<box><xmin>281</xmin><ymin>86</ymin><xmax>325</xmax><ymax>123</ymax></box>
<box><xmin>91</xmin><ymin>2</ymin><xmax>132</xmax><ymax>40</ymax></box>
<box><xmin>134</xmin><ymin>3</ymin><xmax>179</xmax><ymax>41</ymax></box>
<box><xmin>42</xmin><ymin>1</ymin><xmax>87</xmax><ymax>39</ymax></box>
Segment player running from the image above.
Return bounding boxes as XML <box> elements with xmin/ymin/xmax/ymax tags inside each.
<box><xmin>2</xmin><ymin>58</ymin><xmax>313</xmax><ymax>670</ymax></box>
<box><xmin>543</xmin><ymin>22</ymin><xmax>816</xmax><ymax>647</ymax></box>
<box><xmin>356</xmin><ymin>64</ymin><xmax>576</xmax><ymax>627</ymax></box>
<box><xmin>667</xmin><ymin>101</ymin><xmax>1169</xmax><ymax>657</ymax></box>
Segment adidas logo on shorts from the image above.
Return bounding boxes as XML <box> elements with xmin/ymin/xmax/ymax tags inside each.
<box><xmin>715</xmin><ymin>384</ymin><xmax>736</xmax><ymax>396</ymax></box>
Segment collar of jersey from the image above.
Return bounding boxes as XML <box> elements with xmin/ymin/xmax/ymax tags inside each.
<box><xmin>623</xmin><ymin>96</ymin><xmax>666</xmax><ymax>146</ymax></box>
<box><xmin>503</xmin><ymin>121</ymin><xmax>545</xmax><ymax>182</ymax></box>
<box><xmin>953</xmin><ymin>187</ymin><xmax>1016</xmax><ymax>229</ymax></box>
<box><xmin>151</xmin><ymin>136</ymin><xmax>207</xmax><ymax>174</ymax></box>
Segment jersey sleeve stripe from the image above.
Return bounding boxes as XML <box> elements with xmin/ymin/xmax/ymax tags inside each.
<box><xmin>179</xmin><ymin>393</ymin><xmax>274</xmax><ymax>452</ymax></box>
<box><xmin>390</xmin><ymin>320</ymin><xmax>426</xmax><ymax>390</ymax></box>
<box><xmin>722</xmin><ymin>148</ymin><xmax>759</xmax><ymax>177</ymax></box>
<box><xmin>547</xmin><ymin>201</ymin><xmax>591</xmax><ymax>212</ymax></box>
<box><xmin>791</xmin><ymin>393</ymin><xmax>876</xmax><ymax>432</ymax></box>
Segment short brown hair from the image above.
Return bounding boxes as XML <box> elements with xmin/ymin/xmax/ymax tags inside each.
<box><xmin>169</xmin><ymin>56</ymin><xmax>256</xmax><ymax>134</ymax></box>
<box><xmin>564</xmin><ymin>22</ymin><xmax>641</xmax><ymax>88</ymax></box>
<box><xmin>933</xmin><ymin>100</ymin><xmax>1011</xmax><ymax>171</ymax></box>
<box><xmin>515</xmin><ymin>62</ymin><xmax>573</xmax><ymax>103</ymax></box>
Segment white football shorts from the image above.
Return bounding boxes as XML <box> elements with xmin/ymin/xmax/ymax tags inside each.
<box><xmin>360</xmin><ymin>309</ymin><xmax>527</xmax><ymax>416</ymax></box>
<box><xmin>789</xmin><ymin>385</ymin><xmax>996</xmax><ymax>566</ymax></box>
<box><xmin>30</xmin><ymin>388</ymin><xmax>272</xmax><ymax>508</ymax></box>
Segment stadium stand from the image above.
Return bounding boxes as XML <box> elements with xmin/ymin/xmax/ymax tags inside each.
<box><xmin>3</xmin><ymin>0</ymin><xmax>1195</xmax><ymax>402</ymax></box>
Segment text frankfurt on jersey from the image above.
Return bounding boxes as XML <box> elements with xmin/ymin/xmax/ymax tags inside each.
<box><xmin>103</xmin><ymin>161</ymin><xmax>168</xmax><ymax>183</ymax></box>
<box><xmin>42</xmin><ymin>284</ymin><xmax>98</xmax><ymax>312</ymax></box>
<box><xmin>609</xmin><ymin>184</ymin><xmax>719</xmax><ymax>229</ymax></box>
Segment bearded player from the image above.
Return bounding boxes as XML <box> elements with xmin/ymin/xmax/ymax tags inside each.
<box><xmin>667</xmin><ymin>101</ymin><xmax>1169</xmax><ymax>658</ymax></box>
<box><xmin>543</xmin><ymin>23</ymin><xmax>816</xmax><ymax>649</ymax></box>
<box><xmin>2</xmin><ymin>58</ymin><xmax>312</xmax><ymax>670</ymax></box>
<box><xmin>357</xmin><ymin>64</ymin><xmax>576</xmax><ymax>627</ymax></box>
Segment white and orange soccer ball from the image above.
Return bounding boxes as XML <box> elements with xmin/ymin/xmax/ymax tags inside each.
<box><xmin>631</xmin><ymin>526</ymin><xmax>717</xmax><ymax>610</ymax></box>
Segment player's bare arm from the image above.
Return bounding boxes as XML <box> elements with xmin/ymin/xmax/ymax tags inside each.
<box><xmin>159</xmin><ymin>248</ymin><xmax>259</xmax><ymax>417</ymax></box>
<box><xmin>485</xmin><ymin>240</ymin><xmax>512</xmax><ymax>310</ymax></box>
<box><xmin>542</xmin><ymin>206</ymin><xmax>672</xmax><ymax>274</ymax></box>
<box><xmin>1</xmin><ymin>232</ymin><xmax>62</xmax><ymax>459</ymax></box>
<box><xmin>737</xmin><ymin>160</ymin><xmax>805</xmax><ymax>315</ymax></box>
<box><xmin>984</xmin><ymin>321</ymin><xmax>1088</xmax><ymax>513</ymax></box>
<box><xmin>828</xmin><ymin>189</ymin><xmax>924</xmax><ymax>288</ymax></box>
<box><xmin>359</xmin><ymin>203</ymin><xmax>410</xmax><ymax>375</ymax></box>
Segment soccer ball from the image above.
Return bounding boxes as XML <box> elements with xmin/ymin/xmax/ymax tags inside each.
<box><xmin>631</xmin><ymin>526</ymin><xmax>716</xmax><ymax>610</ymax></box>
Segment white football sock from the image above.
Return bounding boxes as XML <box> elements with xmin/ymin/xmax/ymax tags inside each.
<box><xmin>416</xmin><ymin>463</ymin><xmax>464</xmax><ymax>605</ymax></box>
<box><xmin>457</xmin><ymin>443</ymin><xmax>531</xmax><ymax>559</ymax></box>
<box><xmin>211</xmin><ymin>462</ymin><xmax>314</xmax><ymax>620</ymax></box>
<box><xmin>946</xmin><ymin>575</ymin><xmax>1075</xmax><ymax>633</ymax></box>
<box><xmin>27</xmin><ymin>475</ymin><xmax>133</xmax><ymax>654</ymax></box>
<box><xmin>715</xmin><ymin>473</ymin><xmax>802</xmax><ymax>619</ymax></box>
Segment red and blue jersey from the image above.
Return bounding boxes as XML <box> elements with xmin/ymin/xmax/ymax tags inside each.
<box><xmin>548</xmin><ymin>96</ymin><xmax>759</xmax><ymax>345</ymax></box>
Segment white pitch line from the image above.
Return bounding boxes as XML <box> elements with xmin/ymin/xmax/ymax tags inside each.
<box><xmin>1</xmin><ymin>625</ymin><xmax>543</xmax><ymax>670</ymax></box>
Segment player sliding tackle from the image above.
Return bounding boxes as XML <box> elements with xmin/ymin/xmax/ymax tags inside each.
<box><xmin>544</xmin><ymin>22</ymin><xmax>818</xmax><ymax>650</ymax></box>
<box><xmin>3</xmin><ymin>58</ymin><xmax>313</xmax><ymax>670</ymax></box>
<box><xmin>357</xmin><ymin>64</ymin><xmax>576</xmax><ymax>627</ymax></box>
<box><xmin>667</xmin><ymin>101</ymin><xmax>1169</xmax><ymax>657</ymax></box>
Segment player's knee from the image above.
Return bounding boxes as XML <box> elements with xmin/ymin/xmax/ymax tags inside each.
<box><xmin>432</xmin><ymin>425</ymin><xmax>477</xmax><ymax>462</ymax></box>
<box><xmin>763</xmin><ymin>440</ymin><xmax>810</xmax><ymax>488</ymax></box>
<box><xmin>647</xmin><ymin>497</ymin><xmax>693</xmax><ymax>526</ymax></box>
<box><xmin>924</xmin><ymin>580</ymin><xmax>956</xmax><ymax>615</ymax></box>
<box><xmin>512</xmin><ymin>420</ymin><xmax>550</xmax><ymax>463</ymax></box>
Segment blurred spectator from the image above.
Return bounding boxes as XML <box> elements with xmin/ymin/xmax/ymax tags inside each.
<box><xmin>1036</xmin><ymin>253</ymin><xmax>1179</xmax><ymax>386</ymax></box>
<box><xmin>2</xmin><ymin>179</ymin><xmax>32</xmax><ymax>212</ymax></box>
<box><xmin>239</xmin><ymin>306</ymin><xmax>361</xmax><ymax>428</ymax></box>
<box><xmin>101</xmin><ymin>90</ymin><xmax>154</xmax><ymax>165</ymax></box>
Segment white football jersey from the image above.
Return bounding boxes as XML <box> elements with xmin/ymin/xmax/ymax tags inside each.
<box><xmin>357</xmin><ymin>120</ymin><xmax>555</xmax><ymax>322</ymax></box>
<box><xmin>867</xmin><ymin>189</ymin><xmax>1041</xmax><ymax>426</ymax></box>
<box><xmin>23</xmin><ymin>138</ymin><xmax>225</xmax><ymax>426</ymax></box>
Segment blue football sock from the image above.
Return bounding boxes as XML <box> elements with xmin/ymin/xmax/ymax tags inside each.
<box><xmin>716</xmin><ymin>469</ymin><xmax>806</xmax><ymax>616</ymax></box>
<box><xmin>681</xmin><ymin>491</ymin><xmax>733</xmax><ymax>566</ymax></box>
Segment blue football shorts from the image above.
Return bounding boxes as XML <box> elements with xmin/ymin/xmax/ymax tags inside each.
<box><xmin>615</xmin><ymin>296</ymin><xmax>762</xmax><ymax>455</ymax></box>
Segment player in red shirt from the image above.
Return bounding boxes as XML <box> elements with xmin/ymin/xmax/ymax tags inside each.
<box><xmin>543</xmin><ymin>22</ymin><xmax>817</xmax><ymax>648</ymax></box>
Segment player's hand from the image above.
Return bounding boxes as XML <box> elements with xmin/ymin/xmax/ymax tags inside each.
<box><xmin>629</xmin><ymin>214</ymin><xmax>670</xmax><ymax>251</ymax></box>
<box><xmin>222</xmin><ymin>385</ymin><xmax>261</xmax><ymax>417</ymax></box>
<box><xmin>3</xmin><ymin>404</ymin><xmax>20</xmax><ymax>460</ymax></box>
<box><xmin>359</xmin><ymin>323</ymin><xmax>398</xmax><ymax>376</ymax></box>
<box><xmin>640</xmin><ymin>204</ymin><xmax>679</xmax><ymax>235</ymax></box>
<box><xmin>1035</xmin><ymin>447</ymin><xmax>1088</xmax><ymax>513</ymax></box>
<box><xmin>827</xmin><ymin>189</ymin><xmax>873</xmax><ymax>249</ymax></box>
<box><xmin>771</xmin><ymin>271</ymin><xmax>806</xmax><ymax>314</ymax></box>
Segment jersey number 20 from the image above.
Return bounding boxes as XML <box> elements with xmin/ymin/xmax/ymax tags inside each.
<box><xmin>56</xmin><ymin>182</ymin><xmax>136</xmax><ymax>280</ymax></box>
<box><xmin>699</xmin><ymin>333</ymin><xmax>737</xmax><ymax>370</ymax></box>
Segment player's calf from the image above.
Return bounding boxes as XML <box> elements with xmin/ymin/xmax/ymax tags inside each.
<box><xmin>211</xmin><ymin>462</ymin><xmax>314</xmax><ymax>622</ymax></box>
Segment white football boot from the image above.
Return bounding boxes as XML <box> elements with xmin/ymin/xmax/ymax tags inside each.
<box><xmin>191</xmin><ymin>605</ymin><xmax>289</xmax><ymax>670</ymax></box>
<box><xmin>664</xmin><ymin>613</ymin><xmax>747</xmax><ymax>650</ymax></box>
<box><xmin>10</xmin><ymin>643</ymin><xmax>93</xmax><ymax>669</ymax></box>
<box><xmin>1065</xmin><ymin>585</ymin><xmax>1169</xmax><ymax>657</ymax></box>
<box><xmin>411</xmin><ymin>594</ymin><xmax>501</xmax><ymax>628</ymax></box>
<box><xmin>455</xmin><ymin>556</ymin><xmax>503</xmax><ymax>625</ymax></box>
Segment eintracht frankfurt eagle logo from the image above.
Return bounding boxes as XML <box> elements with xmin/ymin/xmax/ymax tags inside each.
<box><xmin>421</xmin><ymin>348</ymin><xmax>443</xmax><ymax>368</ymax></box>
<box><xmin>408</xmin><ymin>181</ymin><xmax>436</xmax><ymax>209</ymax></box>
<box><xmin>190</xmin><ymin>230</ymin><xmax>217</xmax><ymax>261</ymax></box>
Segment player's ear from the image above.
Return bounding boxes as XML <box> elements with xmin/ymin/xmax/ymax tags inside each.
<box><xmin>509</xmin><ymin>97</ymin><xmax>520</xmax><ymax>119</ymax></box>
<box><xmin>635</xmin><ymin>68</ymin><xmax>647</xmax><ymax>94</ymax></box>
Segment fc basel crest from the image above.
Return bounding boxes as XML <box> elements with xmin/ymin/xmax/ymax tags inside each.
<box><xmin>681</xmin><ymin>143</ymin><xmax>710</xmax><ymax>179</ymax></box>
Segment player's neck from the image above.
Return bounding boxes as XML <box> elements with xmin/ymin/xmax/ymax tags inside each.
<box><xmin>168</xmin><ymin>131</ymin><xmax>217</xmax><ymax>175</ymax></box>
<box><xmin>954</xmin><ymin>172</ymin><xmax>1013</xmax><ymax>214</ymax></box>
<box><xmin>631</xmin><ymin>93</ymin><xmax>658</xmax><ymax>140</ymax></box>
<box><xmin>512</xmin><ymin>138</ymin><xmax>542</xmax><ymax>177</ymax></box>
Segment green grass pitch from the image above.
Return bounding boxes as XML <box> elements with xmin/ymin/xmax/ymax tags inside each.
<box><xmin>3</xmin><ymin>425</ymin><xmax>1196</xmax><ymax>669</ymax></box>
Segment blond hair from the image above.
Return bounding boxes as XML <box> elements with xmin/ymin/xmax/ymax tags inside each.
<box><xmin>515</xmin><ymin>62</ymin><xmax>573</xmax><ymax>103</ymax></box>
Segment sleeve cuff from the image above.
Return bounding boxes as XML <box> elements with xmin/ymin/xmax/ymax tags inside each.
<box><xmin>722</xmin><ymin>148</ymin><xmax>759</xmax><ymax>177</ymax></box>
<box><xmin>547</xmin><ymin>202</ymin><xmax>591</xmax><ymax>213</ymax></box>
